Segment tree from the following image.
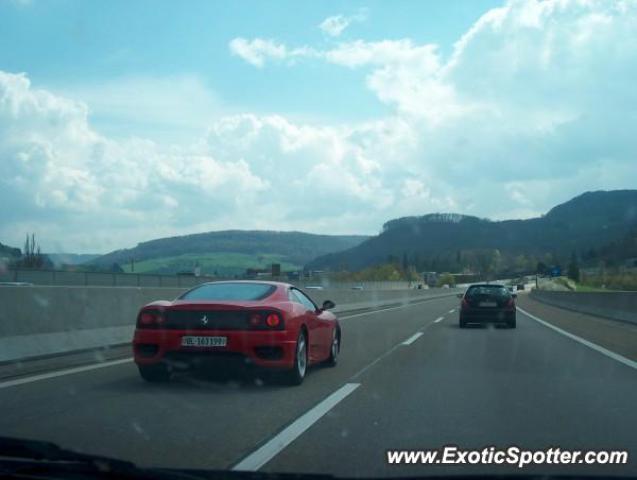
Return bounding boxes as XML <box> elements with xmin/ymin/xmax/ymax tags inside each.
<box><xmin>567</xmin><ymin>253</ymin><xmax>580</xmax><ymax>282</ymax></box>
<box><xmin>17</xmin><ymin>233</ymin><xmax>49</xmax><ymax>269</ymax></box>
<box><xmin>536</xmin><ymin>261</ymin><xmax>548</xmax><ymax>275</ymax></box>
<box><xmin>436</xmin><ymin>273</ymin><xmax>456</xmax><ymax>287</ymax></box>
<box><xmin>110</xmin><ymin>262</ymin><xmax>124</xmax><ymax>273</ymax></box>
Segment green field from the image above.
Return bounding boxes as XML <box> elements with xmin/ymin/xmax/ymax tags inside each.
<box><xmin>122</xmin><ymin>252</ymin><xmax>301</xmax><ymax>276</ymax></box>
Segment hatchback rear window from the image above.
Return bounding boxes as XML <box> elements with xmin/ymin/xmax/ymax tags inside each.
<box><xmin>466</xmin><ymin>285</ymin><xmax>510</xmax><ymax>298</ymax></box>
<box><xmin>179</xmin><ymin>283</ymin><xmax>276</xmax><ymax>301</ymax></box>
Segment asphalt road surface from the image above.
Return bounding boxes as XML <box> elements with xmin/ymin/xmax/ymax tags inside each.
<box><xmin>1</xmin><ymin>295</ymin><xmax>636</xmax><ymax>477</ymax></box>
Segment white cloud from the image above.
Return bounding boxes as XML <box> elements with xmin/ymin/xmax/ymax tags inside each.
<box><xmin>0</xmin><ymin>72</ymin><xmax>268</xmax><ymax>252</ymax></box>
<box><xmin>318</xmin><ymin>10</ymin><xmax>367</xmax><ymax>37</ymax></box>
<box><xmin>318</xmin><ymin>15</ymin><xmax>350</xmax><ymax>37</ymax></box>
<box><xmin>229</xmin><ymin>38</ymin><xmax>316</xmax><ymax>68</ymax></box>
<box><xmin>3</xmin><ymin>0</ymin><xmax>637</xmax><ymax>253</ymax></box>
<box><xmin>226</xmin><ymin>0</ymin><xmax>637</xmax><ymax>217</ymax></box>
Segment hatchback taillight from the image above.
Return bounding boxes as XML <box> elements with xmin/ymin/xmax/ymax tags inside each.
<box><xmin>505</xmin><ymin>298</ymin><xmax>515</xmax><ymax>310</ymax></box>
<box><xmin>461</xmin><ymin>298</ymin><xmax>470</xmax><ymax>310</ymax></box>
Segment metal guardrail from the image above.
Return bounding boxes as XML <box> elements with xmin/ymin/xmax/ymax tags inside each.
<box><xmin>0</xmin><ymin>269</ymin><xmax>216</xmax><ymax>288</ymax></box>
<box><xmin>0</xmin><ymin>269</ymin><xmax>417</xmax><ymax>290</ymax></box>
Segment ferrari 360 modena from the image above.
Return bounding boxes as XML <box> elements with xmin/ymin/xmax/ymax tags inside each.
<box><xmin>132</xmin><ymin>281</ymin><xmax>340</xmax><ymax>385</ymax></box>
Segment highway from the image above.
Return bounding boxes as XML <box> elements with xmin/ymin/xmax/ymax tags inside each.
<box><xmin>1</xmin><ymin>294</ymin><xmax>636</xmax><ymax>477</ymax></box>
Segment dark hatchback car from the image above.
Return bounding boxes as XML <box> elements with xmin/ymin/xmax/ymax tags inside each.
<box><xmin>458</xmin><ymin>284</ymin><xmax>517</xmax><ymax>328</ymax></box>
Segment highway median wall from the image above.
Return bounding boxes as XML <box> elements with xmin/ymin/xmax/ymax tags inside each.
<box><xmin>0</xmin><ymin>285</ymin><xmax>455</xmax><ymax>363</ymax></box>
<box><xmin>530</xmin><ymin>289</ymin><xmax>637</xmax><ymax>325</ymax></box>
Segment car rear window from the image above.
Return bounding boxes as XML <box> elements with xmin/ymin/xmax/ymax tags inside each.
<box><xmin>466</xmin><ymin>285</ymin><xmax>510</xmax><ymax>298</ymax></box>
<box><xmin>179</xmin><ymin>283</ymin><xmax>276</xmax><ymax>301</ymax></box>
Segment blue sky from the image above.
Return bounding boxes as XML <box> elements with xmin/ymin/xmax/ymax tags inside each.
<box><xmin>0</xmin><ymin>0</ymin><xmax>636</xmax><ymax>253</ymax></box>
<box><xmin>0</xmin><ymin>0</ymin><xmax>499</xmax><ymax>135</ymax></box>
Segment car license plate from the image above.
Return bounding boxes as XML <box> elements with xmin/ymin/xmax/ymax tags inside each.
<box><xmin>181</xmin><ymin>336</ymin><xmax>227</xmax><ymax>347</ymax></box>
<box><xmin>479</xmin><ymin>301</ymin><xmax>497</xmax><ymax>307</ymax></box>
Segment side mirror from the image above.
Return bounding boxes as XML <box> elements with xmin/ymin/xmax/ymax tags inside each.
<box><xmin>456</xmin><ymin>293</ymin><xmax>464</xmax><ymax>299</ymax></box>
<box><xmin>321</xmin><ymin>300</ymin><xmax>335</xmax><ymax>311</ymax></box>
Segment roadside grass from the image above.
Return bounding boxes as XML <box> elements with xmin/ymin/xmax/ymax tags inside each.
<box><xmin>545</xmin><ymin>275</ymin><xmax>637</xmax><ymax>292</ymax></box>
<box><xmin>578</xmin><ymin>274</ymin><xmax>637</xmax><ymax>292</ymax></box>
<box><xmin>122</xmin><ymin>252</ymin><xmax>301</xmax><ymax>276</ymax></box>
<box><xmin>573</xmin><ymin>283</ymin><xmax>610</xmax><ymax>292</ymax></box>
<box><xmin>540</xmin><ymin>276</ymin><xmax>621</xmax><ymax>292</ymax></box>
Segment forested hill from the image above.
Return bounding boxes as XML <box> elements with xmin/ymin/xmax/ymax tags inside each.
<box><xmin>307</xmin><ymin>190</ymin><xmax>637</xmax><ymax>272</ymax></box>
<box><xmin>90</xmin><ymin>230</ymin><xmax>368</xmax><ymax>274</ymax></box>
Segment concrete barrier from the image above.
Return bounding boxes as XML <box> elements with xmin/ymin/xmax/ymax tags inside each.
<box><xmin>0</xmin><ymin>285</ymin><xmax>455</xmax><ymax>363</ymax></box>
<box><xmin>530</xmin><ymin>290</ymin><xmax>637</xmax><ymax>325</ymax></box>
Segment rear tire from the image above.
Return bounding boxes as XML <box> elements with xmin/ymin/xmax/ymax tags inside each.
<box><xmin>508</xmin><ymin>318</ymin><xmax>517</xmax><ymax>329</ymax></box>
<box><xmin>325</xmin><ymin>328</ymin><xmax>340</xmax><ymax>367</ymax></box>
<box><xmin>459</xmin><ymin>318</ymin><xmax>467</xmax><ymax>328</ymax></box>
<box><xmin>138</xmin><ymin>364</ymin><xmax>171</xmax><ymax>382</ymax></box>
<box><xmin>285</xmin><ymin>330</ymin><xmax>308</xmax><ymax>386</ymax></box>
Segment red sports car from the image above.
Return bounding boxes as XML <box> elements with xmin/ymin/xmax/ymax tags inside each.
<box><xmin>132</xmin><ymin>281</ymin><xmax>340</xmax><ymax>385</ymax></box>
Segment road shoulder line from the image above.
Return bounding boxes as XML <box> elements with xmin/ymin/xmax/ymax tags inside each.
<box><xmin>0</xmin><ymin>358</ymin><xmax>133</xmax><ymax>389</ymax></box>
<box><xmin>517</xmin><ymin>306</ymin><xmax>637</xmax><ymax>371</ymax></box>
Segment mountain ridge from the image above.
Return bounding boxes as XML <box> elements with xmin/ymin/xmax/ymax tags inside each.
<box><xmin>307</xmin><ymin>190</ymin><xmax>637</xmax><ymax>272</ymax></box>
<box><xmin>90</xmin><ymin>230</ymin><xmax>369</xmax><ymax>275</ymax></box>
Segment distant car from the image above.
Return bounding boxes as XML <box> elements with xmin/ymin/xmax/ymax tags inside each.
<box><xmin>517</xmin><ymin>284</ymin><xmax>525</xmax><ymax>291</ymax></box>
<box><xmin>133</xmin><ymin>281</ymin><xmax>340</xmax><ymax>385</ymax></box>
<box><xmin>458</xmin><ymin>284</ymin><xmax>516</xmax><ymax>328</ymax></box>
<box><xmin>351</xmin><ymin>285</ymin><xmax>364</xmax><ymax>290</ymax></box>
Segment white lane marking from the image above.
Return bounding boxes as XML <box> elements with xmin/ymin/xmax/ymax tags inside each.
<box><xmin>0</xmin><ymin>358</ymin><xmax>133</xmax><ymax>389</ymax></box>
<box><xmin>401</xmin><ymin>332</ymin><xmax>423</xmax><ymax>345</ymax></box>
<box><xmin>351</xmin><ymin>343</ymin><xmax>403</xmax><ymax>380</ymax></box>
<box><xmin>517</xmin><ymin>307</ymin><xmax>637</xmax><ymax>371</ymax></box>
<box><xmin>354</xmin><ymin>321</ymin><xmax>439</xmax><ymax>380</ymax></box>
<box><xmin>337</xmin><ymin>297</ymin><xmax>428</xmax><ymax>320</ymax></box>
<box><xmin>232</xmin><ymin>383</ymin><xmax>360</xmax><ymax>471</ymax></box>
<box><xmin>448</xmin><ymin>309</ymin><xmax>455</xmax><ymax>314</ymax></box>
<box><xmin>434</xmin><ymin>316</ymin><xmax>444</xmax><ymax>323</ymax></box>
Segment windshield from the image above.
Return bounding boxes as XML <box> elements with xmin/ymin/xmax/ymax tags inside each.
<box><xmin>1</xmin><ymin>0</ymin><xmax>636</xmax><ymax>478</ymax></box>
<box><xmin>179</xmin><ymin>283</ymin><xmax>276</xmax><ymax>301</ymax></box>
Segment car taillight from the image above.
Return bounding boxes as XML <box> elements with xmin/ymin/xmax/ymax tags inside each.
<box><xmin>137</xmin><ymin>310</ymin><xmax>163</xmax><ymax>328</ymax></box>
<box><xmin>248</xmin><ymin>311</ymin><xmax>284</xmax><ymax>329</ymax></box>
<box><xmin>249</xmin><ymin>313</ymin><xmax>262</xmax><ymax>327</ymax></box>
<box><xmin>506</xmin><ymin>298</ymin><xmax>515</xmax><ymax>310</ymax></box>
<box><xmin>461</xmin><ymin>298</ymin><xmax>470</xmax><ymax>310</ymax></box>
<box><xmin>265</xmin><ymin>313</ymin><xmax>281</xmax><ymax>328</ymax></box>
